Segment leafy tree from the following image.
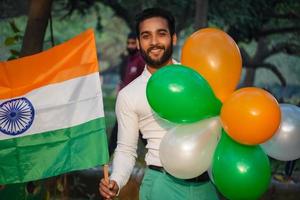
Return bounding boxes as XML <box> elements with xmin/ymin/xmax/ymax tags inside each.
<box><xmin>2</xmin><ymin>0</ymin><xmax>299</xmax><ymax>87</ymax></box>
<box><xmin>0</xmin><ymin>0</ymin><xmax>28</xmax><ymax>19</ymax></box>
<box><xmin>209</xmin><ymin>0</ymin><xmax>300</xmax><ymax>86</ymax></box>
<box><xmin>3</xmin><ymin>21</ymin><xmax>23</xmax><ymax>60</ymax></box>
<box><xmin>61</xmin><ymin>0</ymin><xmax>197</xmax><ymax>35</ymax></box>
<box><xmin>1</xmin><ymin>0</ymin><xmax>198</xmax><ymax>58</ymax></box>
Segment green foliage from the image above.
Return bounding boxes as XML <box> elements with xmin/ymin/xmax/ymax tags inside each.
<box><xmin>1</xmin><ymin>0</ymin><xmax>299</xmax><ymax>90</ymax></box>
<box><xmin>57</xmin><ymin>0</ymin><xmax>195</xmax><ymax>33</ymax></box>
<box><xmin>1</xmin><ymin>2</ymin><xmax>129</xmax><ymax>69</ymax></box>
<box><xmin>2</xmin><ymin>21</ymin><xmax>23</xmax><ymax>60</ymax></box>
<box><xmin>208</xmin><ymin>0</ymin><xmax>300</xmax><ymax>88</ymax></box>
<box><xmin>5</xmin><ymin>36</ymin><xmax>17</xmax><ymax>46</ymax></box>
<box><xmin>0</xmin><ymin>16</ymin><xmax>27</xmax><ymax>60</ymax></box>
<box><xmin>209</xmin><ymin>0</ymin><xmax>300</xmax><ymax>42</ymax></box>
<box><xmin>0</xmin><ymin>182</ymin><xmax>46</xmax><ymax>200</ymax></box>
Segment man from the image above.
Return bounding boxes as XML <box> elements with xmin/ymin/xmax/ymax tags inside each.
<box><xmin>108</xmin><ymin>32</ymin><xmax>145</xmax><ymax>156</ymax></box>
<box><xmin>99</xmin><ymin>8</ymin><xmax>219</xmax><ymax>200</ymax></box>
<box><xmin>119</xmin><ymin>32</ymin><xmax>145</xmax><ymax>90</ymax></box>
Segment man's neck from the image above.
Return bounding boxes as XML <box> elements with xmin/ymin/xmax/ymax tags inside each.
<box><xmin>147</xmin><ymin>59</ymin><xmax>173</xmax><ymax>74</ymax></box>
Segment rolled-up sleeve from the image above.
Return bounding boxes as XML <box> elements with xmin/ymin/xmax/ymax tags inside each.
<box><xmin>110</xmin><ymin>90</ymin><xmax>139</xmax><ymax>190</ymax></box>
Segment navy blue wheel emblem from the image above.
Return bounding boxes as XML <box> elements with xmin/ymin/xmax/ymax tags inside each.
<box><xmin>0</xmin><ymin>97</ymin><xmax>35</xmax><ymax>136</ymax></box>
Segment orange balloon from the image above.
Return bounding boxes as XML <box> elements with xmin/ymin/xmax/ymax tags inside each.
<box><xmin>181</xmin><ymin>28</ymin><xmax>242</xmax><ymax>102</ymax></box>
<box><xmin>220</xmin><ymin>87</ymin><xmax>281</xmax><ymax>145</ymax></box>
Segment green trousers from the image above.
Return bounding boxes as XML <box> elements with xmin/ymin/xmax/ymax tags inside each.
<box><xmin>140</xmin><ymin>168</ymin><xmax>219</xmax><ymax>200</ymax></box>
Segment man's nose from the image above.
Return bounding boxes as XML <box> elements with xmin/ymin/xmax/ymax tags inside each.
<box><xmin>150</xmin><ymin>35</ymin><xmax>159</xmax><ymax>45</ymax></box>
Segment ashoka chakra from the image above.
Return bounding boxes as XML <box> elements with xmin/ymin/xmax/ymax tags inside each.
<box><xmin>0</xmin><ymin>97</ymin><xmax>35</xmax><ymax>136</ymax></box>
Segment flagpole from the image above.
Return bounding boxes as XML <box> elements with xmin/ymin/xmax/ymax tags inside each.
<box><xmin>103</xmin><ymin>164</ymin><xmax>109</xmax><ymax>183</ymax></box>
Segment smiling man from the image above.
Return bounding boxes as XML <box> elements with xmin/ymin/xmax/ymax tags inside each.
<box><xmin>137</xmin><ymin>14</ymin><xmax>175</xmax><ymax>73</ymax></box>
<box><xmin>99</xmin><ymin>8</ymin><xmax>219</xmax><ymax>200</ymax></box>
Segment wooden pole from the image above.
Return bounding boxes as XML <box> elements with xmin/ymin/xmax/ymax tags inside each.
<box><xmin>103</xmin><ymin>164</ymin><xmax>109</xmax><ymax>183</ymax></box>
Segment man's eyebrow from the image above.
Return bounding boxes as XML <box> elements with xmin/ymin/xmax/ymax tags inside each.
<box><xmin>157</xmin><ymin>29</ymin><xmax>168</xmax><ymax>32</ymax></box>
<box><xmin>140</xmin><ymin>29</ymin><xmax>169</xmax><ymax>35</ymax></box>
<box><xmin>140</xmin><ymin>31</ymin><xmax>151</xmax><ymax>35</ymax></box>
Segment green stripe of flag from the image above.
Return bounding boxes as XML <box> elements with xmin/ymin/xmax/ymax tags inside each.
<box><xmin>0</xmin><ymin>117</ymin><xmax>109</xmax><ymax>184</ymax></box>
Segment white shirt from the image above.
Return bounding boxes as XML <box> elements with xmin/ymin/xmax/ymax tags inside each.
<box><xmin>110</xmin><ymin>66</ymin><xmax>176</xmax><ymax>190</ymax></box>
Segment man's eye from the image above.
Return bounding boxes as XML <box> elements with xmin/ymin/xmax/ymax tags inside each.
<box><xmin>142</xmin><ymin>35</ymin><xmax>150</xmax><ymax>39</ymax></box>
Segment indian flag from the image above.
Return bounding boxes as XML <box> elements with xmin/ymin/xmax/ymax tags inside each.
<box><xmin>0</xmin><ymin>29</ymin><xmax>109</xmax><ymax>184</ymax></box>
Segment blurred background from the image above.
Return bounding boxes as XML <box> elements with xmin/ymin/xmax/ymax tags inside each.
<box><xmin>0</xmin><ymin>0</ymin><xmax>299</xmax><ymax>199</ymax></box>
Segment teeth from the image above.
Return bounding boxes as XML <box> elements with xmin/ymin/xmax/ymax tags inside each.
<box><xmin>151</xmin><ymin>49</ymin><xmax>161</xmax><ymax>53</ymax></box>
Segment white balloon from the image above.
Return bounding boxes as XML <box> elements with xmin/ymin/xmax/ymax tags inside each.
<box><xmin>207</xmin><ymin>165</ymin><xmax>214</xmax><ymax>183</ymax></box>
<box><xmin>261</xmin><ymin>104</ymin><xmax>300</xmax><ymax>161</ymax></box>
<box><xmin>159</xmin><ymin>117</ymin><xmax>221</xmax><ymax>179</ymax></box>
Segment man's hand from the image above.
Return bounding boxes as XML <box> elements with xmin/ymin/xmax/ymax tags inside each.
<box><xmin>99</xmin><ymin>179</ymin><xmax>119</xmax><ymax>200</ymax></box>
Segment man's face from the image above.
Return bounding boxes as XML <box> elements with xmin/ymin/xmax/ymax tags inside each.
<box><xmin>127</xmin><ymin>38</ymin><xmax>138</xmax><ymax>55</ymax></box>
<box><xmin>137</xmin><ymin>17</ymin><xmax>176</xmax><ymax>69</ymax></box>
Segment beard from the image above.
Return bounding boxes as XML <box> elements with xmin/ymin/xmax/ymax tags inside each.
<box><xmin>140</xmin><ymin>42</ymin><xmax>173</xmax><ymax>69</ymax></box>
<box><xmin>127</xmin><ymin>48</ymin><xmax>138</xmax><ymax>55</ymax></box>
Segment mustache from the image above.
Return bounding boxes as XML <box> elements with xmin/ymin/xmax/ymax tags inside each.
<box><xmin>147</xmin><ymin>45</ymin><xmax>165</xmax><ymax>54</ymax></box>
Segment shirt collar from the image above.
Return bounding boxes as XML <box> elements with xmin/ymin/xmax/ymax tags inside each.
<box><xmin>142</xmin><ymin>58</ymin><xmax>179</xmax><ymax>81</ymax></box>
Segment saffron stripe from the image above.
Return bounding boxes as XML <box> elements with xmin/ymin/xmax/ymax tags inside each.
<box><xmin>0</xmin><ymin>29</ymin><xmax>99</xmax><ymax>99</ymax></box>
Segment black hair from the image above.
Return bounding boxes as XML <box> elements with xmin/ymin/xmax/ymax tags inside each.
<box><xmin>135</xmin><ymin>7</ymin><xmax>176</xmax><ymax>37</ymax></box>
<box><xmin>127</xmin><ymin>32</ymin><xmax>137</xmax><ymax>39</ymax></box>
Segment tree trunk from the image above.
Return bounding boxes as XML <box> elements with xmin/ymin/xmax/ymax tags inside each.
<box><xmin>241</xmin><ymin>38</ymin><xmax>266</xmax><ymax>87</ymax></box>
<box><xmin>243</xmin><ymin>67</ymin><xmax>256</xmax><ymax>87</ymax></box>
<box><xmin>194</xmin><ymin>0</ymin><xmax>208</xmax><ymax>30</ymax></box>
<box><xmin>20</xmin><ymin>0</ymin><xmax>53</xmax><ymax>57</ymax></box>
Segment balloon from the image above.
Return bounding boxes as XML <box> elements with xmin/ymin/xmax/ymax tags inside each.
<box><xmin>261</xmin><ymin>104</ymin><xmax>300</xmax><ymax>161</ymax></box>
<box><xmin>207</xmin><ymin>165</ymin><xmax>214</xmax><ymax>184</ymax></box>
<box><xmin>146</xmin><ymin>64</ymin><xmax>222</xmax><ymax>123</ymax></box>
<box><xmin>212</xmin><ymin>131</ymin><xmax>271</xmax><ymax>200</ymax></box>
<box><xmin>220</xmin><ymin>87</ymin><xmax>281</xmax><ymax>145</ymax></box>
<box><xmin>159</xmin><ymin>117</ymin><xmax>221</xmax><ymax>179</ymax></box>
<box><xmin>181</xmin><ymin>28</ymin><xmax>242</xmax><ymax>102</ymax></box>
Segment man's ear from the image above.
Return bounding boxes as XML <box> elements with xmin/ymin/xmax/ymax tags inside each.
<box><xmin>172</xmin><ymin>34</ymin><xmax>177</xmax><ymax>46</ymax></box>
<box><xmin>136</xmin><ymin>38</ymin><xmax>140</xmax><ymax>50</ymax></box>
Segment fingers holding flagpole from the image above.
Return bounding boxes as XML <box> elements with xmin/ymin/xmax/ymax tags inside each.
<box><xmin>99</xmin><ymin>164</ymin><xmax>119</xmax><ymax>200</ymax></box>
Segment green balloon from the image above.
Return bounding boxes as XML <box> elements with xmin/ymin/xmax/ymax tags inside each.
<box><xmin>146</xmin><ymin>64</ymin><xmax>222</xmax><ymax>123</ymax></box>
<box><xmin>212</xmin><ymin>131</ymin><xmax>271</xmax><ymax>200</ymax></box>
